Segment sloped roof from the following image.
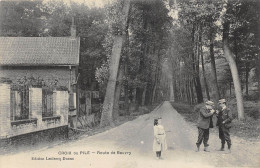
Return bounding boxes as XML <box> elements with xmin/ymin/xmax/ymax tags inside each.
<box><xmin>0</xmin><ymin>37</ymin><xmax>80</xmax><ymax>66</ymax></box>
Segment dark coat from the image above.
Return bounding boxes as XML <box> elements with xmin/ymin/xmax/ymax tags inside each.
<box><xmin>217</xmin><ymin>107</ymin><xmax>233</xmax><ymax>128</ymax></box>
<box><xmin>197</xmin><ymin>106</ymin><xmax>214</xmax><ymax>129</ymax></box>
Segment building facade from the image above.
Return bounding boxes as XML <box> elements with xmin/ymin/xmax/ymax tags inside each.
<box><xmin>0</xmin><ymin>36</ymin><xmax>80</xmax><ymax>145</ymax></box>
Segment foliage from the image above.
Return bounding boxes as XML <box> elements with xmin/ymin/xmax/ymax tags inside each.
<box><xmin>168</xmin><ymin>0</ymin><xmax>259</xmax><ymax>103</ymax></box>
<box><xmin>95</xmin><ymin>63</ymin><xmax>109</xmax><ymax>84</ymax></box>
<box><xmin>10</xmin><ymin>76</ymin><xmax>65</xmax><ymax>91</ymax></box>
<box><xmin>1</xmin><ymin>0</ymin><xmax>259</xmax><ymax>110</ymax></box>
<box><xmin>0</xmin><ymin>1</ymin><xmax>45</xmax><ymax>36</ymax></box>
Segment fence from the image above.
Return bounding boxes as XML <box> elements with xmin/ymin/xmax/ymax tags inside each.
<box><xmin>76</xmin><ymin>90</ymin><xmax>101</xmax><ymax>129</ymax></box>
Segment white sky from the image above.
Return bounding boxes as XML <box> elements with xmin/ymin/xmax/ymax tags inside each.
<box><xmin>0</xmin><ymin>0</ymin><xmax>113</xmax><ymax>7</ymax></box>
<box><xmin>61</xmin><ymin>0</ymin><xmax>114</xmax><ymax>8</ymax></box>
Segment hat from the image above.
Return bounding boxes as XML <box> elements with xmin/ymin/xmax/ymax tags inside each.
<box><xmin>205</xmin><ymin>100</ymin><xmax>214</xmax><ymax>106</ymax></box>
<box><xmin>218</xmin><ymin>99</ymin><xmax>226</xmax><ymax>104</ymax></box>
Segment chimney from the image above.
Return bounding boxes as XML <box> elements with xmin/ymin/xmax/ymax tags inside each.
<box><xmin>70</xmin><ymin>17</ymin><xmax>76</xmax><ymax>38</ymax></box>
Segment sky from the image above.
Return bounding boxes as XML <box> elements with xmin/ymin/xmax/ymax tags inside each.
<box><xmin>0</xmin><ymin>0</ymin><xmax>114</xmax><ymax>8</ymax></box>
<box><xmin>58</xmin><ymin>0</ymin><xmax>114</xmax><ymax>8</ymax></box>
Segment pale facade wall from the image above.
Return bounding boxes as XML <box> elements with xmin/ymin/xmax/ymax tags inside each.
<box><xmin>0</xmin><ymin>86</ymin><xmax>69</xmax><ymax>139</ymax></box>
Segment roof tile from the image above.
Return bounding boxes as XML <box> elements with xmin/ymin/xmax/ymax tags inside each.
<box><xmin>0</xmin><ymin>37</ymin><xmax>80</xmax><ymax>65</ymax></box>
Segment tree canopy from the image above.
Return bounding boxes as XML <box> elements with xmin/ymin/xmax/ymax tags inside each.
<box><xmin>1</xmin><ymin>0</ymin><xmax>259</xmax><ymax>123</ymax></box>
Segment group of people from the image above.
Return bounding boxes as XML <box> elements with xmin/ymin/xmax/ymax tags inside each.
<box><xmin>153</xmin><ymin>99</ymin><xmax>233</xmax><ymax>159</ymax></box>
<box><xmin>196</xmin><ymin>99</ymin><xmax>233</xmax><ymax>154</ymax></box>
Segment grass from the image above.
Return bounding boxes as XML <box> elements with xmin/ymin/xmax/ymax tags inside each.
<box><xmin>170</xmin><ymin>102</ymin><xmax>198</xmax><ymax>123</ymax></box>
<box><xmin>231</xmin><ymin>118</ymin><xmax>260</xmax><ymax>140</ymax></box>
<box><xmin>170</xmin><ymin>101</ymin><xmax>260</xmax><ymax>141</ymax></box>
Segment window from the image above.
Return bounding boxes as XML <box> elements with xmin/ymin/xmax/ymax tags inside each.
<box><xmin>42</xmin><ymin>88</ymin><xmax>54</xmax><ymax>118</ymax></box>
<box><xmin>69</xmin><ymin>92</ymin><xmax>76</xmax><ymax>110</ymax></box>
<box><xmin>10</xmin><ymin>85</ymin><xmax>30</xmax><ymax>121</ymax></box>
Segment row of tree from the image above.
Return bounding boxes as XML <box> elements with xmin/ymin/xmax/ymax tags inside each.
<box><xmin>1</xmin><ymin>0</ymin><xmax>259</xmax><ymax>126</ymax></box>
<box><xmin>99</xmin><ymin>0</ymin><xmax>259</xmax><ymax>126</ymax></box>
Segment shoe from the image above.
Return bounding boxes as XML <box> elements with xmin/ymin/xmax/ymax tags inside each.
<box><xmin>204</xmin><ymin>147</ymin><xmax>210</xmax><ymax>152</ymax></box>
<box><xmin>225</xmin><ymin>149</ymin><xmax>231</xmax><ymax>154</ymax></box>
<box><xmin>217</xmin><ymin>147</ymin><xmax>225</xmax><ymax>151</ymax></box>
<box><xmin>217</xmin><ymin>144</ymin><xmax>225</xmax><ymax>151</ymax></box>
<box><xmin>195</xmin><ymin>146</ymin><xmax>200</xmax><ymax>152</ymax></box>
<box><xmin>218</xmin><ymin>148</ymin><xmax>224</xmax><ymax>151</ymax></box>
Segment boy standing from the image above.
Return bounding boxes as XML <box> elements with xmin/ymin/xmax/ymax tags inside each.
<box><xmin>216</xmin><ymin>99</ymin><xmax>233</xmax><ymax>154</ymax></box>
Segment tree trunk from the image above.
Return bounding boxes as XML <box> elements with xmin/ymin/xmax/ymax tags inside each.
<box><xmin>169</xmin><ymin>76</ymin><xmax>174</xmax><ymax>102</ymax></box>
<box><xmin>245</xmin><ymin>61</ymin><xmax>249</xmax><ymax>96</ymax></box>
<box><xmin>124</xmin><ymin>81</ymin><xmax>130</xmax><ymax>115</ymax></box>
<box><xmin>167</xmin><ymin>58</ymin><xmax>175</xmax><ymax>102</ymax></box>
<box><xmin>135</xmin><ymin>87</ymin><xmax>142</xmax><ymax>109</ymax></box>
<box><xmin>209</xmin><ymin>26</ymin><xmax>220</xmax><ymax>101</ymax></box>
<box><xmin>257</xmin><ymin>53</ymin><xmax>260</xmax><ymax>97</ymax></box>
<box><xmin>152</xmin><ymin>73</ymin><xmax>159</xmax><ymax>104</ymax></box>
<box><xmin>124</xmin><ymin>22</ymin><xmax>130</xmax><ymax>115</ymax></box>
<box><xmin>201</xmin><ymin>46</ymin><xmax>210</xmax><ymax>100</ymax></box>
<box><xmin>141</xmin><ymin>84</ymin><xmax>147</xmax><ymax>106</ymax></box>
<box><xmin>229</xmin><ymin>80</ymin><xmax>232</xmax><ymax>96</ymax></box>
<box><xmin>193</xmin><ymin>74</ymin><xmax>203</xmax><ymax>103</ymax></box>
<box><xmin>223</xmin><ymin>21</ymin><xmax>245</xmax><ymax>120</ymax></box>
<box><xmin>200</xmin><ymin>25</ymin><xmax>210</xmax><ymax>100</ymax></box>
<box><xmin>190</xmin><ymin>77</ymin><xmax>195</xmax><ymax>104</ymax></box>
<box><xmin>113</xmin><ymin>64</ymin><xmax>124</xmax><ymax>120</ymax></box>
<box><xmin>100</xmin><ymin>37</ymin><xmax>123</xmax><ymax>127</ymax></box>
<box><xmin>186</xmin><ymin>76</ymin><xmax>191</xmax><ymax>103</ymax></box>
<box><xmin>179</xmin><ymin>81</ymin><xmax>183</xmax><ymax>101</ymax></box>
<box><xmin>257</xmin><ymin>58</ymin><xmax>260</xmax><ymax>114</ymax></box>
<box><xmin>192</xmin><ymin>23</ymin><xmax>203</xmax><ymax>103</ymax></box>
<box><xmin>234</xmin><ymin>30</ymin><xmax>241</xmax><ymax>79</ymax></box>
<box><xmin>100</xmin><ymin>0</ymin><xmax>131</xmax><ymax>127</ymax></box>
<box><xmin>152</xmin><ymin>48</ymin><xmax>161</xmax><ymax>104</ymax></box>
<box><xmin>132</xmin><ymin>87</ymin><xmax>137</xmax><ymax>110</ymax></box>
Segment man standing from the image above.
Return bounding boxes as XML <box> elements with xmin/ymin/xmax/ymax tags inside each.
<box><xmin>196</xmin><ymin>101</ymin><xmax>215</xmax><ymax>152</ymax></box>
<box><xmin>216</xmin><ymin>99</ymin><xmax>233</xmax><ymax>154</ymax></box>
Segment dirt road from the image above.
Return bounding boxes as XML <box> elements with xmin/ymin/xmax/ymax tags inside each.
<box><xmin>1</xmin><ymin>101</ymin><xmax>259</xmax><ymax>168</ymax></box>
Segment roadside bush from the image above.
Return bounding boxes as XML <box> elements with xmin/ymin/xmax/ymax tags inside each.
<box><xmin>170</xmin><ymin>102</ymin><xmax>194</xmax><ymax>114</ymax></box>
<box><xmin>246</xmin><ymin>107</ymin><xmax>260</xmax><ymax>119</ymax></box>
<box><xmin>231</xmin><ymin>117</ymin><xmax>260</xmax><ymax>139</ymax></box>
<box><xmin>171</xmin><ymin>100</ymin><xmax>260</xmax><ymax>140</ymax></box>
<box><xmin>193</xmin><ymin>103</ymin><xmax>204</xmax><ymax>113</ymax></box>
<box><xmin>243</xmin><ymin>92</ymin><xmax>259</xmax><ymax>101</ymax></box>
<box><xmin>170</xmin><ymin>102</ymin><xmax>197</xmax><ymax>123</ymax></box>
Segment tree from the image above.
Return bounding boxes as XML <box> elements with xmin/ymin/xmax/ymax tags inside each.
<box><xmin>222</xmin><ymin>2</ymin><xmax>245</xmax><ymax>120</ymax></box>
<box><xmin>100</xmin><ymin>0</ymin><xmax>131</xmax><ymax>127</ymax></box>
<box><xmin>0</xmin><ymin>1</ymin><xmax>44</xmax><ymax>36</ymax></box>
<box><xmin>209</xmin><ymin>25</ymin><xmax>220</xmax><ymax>101</ymax></box>
<box><xmin>199</xmin><ymin>24</ymin><xmax>210</xmax><ymax>100</ymax></box>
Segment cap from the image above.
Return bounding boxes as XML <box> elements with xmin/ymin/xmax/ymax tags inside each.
<box><xmin>218</xmin><ymin>99</ymin><xmax>226</xmax><ymax>104</ymax></box>
<box><xmin>205</xmin><ymin>100</ymin><xmax>214</xmax><ymax>106</ymax></box>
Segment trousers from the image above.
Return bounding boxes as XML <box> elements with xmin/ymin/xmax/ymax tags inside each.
<box><xmin>156</xmin><ymin>151</ymin><xmax>161</xmax><ymax>157</ymax></box>
<box><xmin>219</xmin><ymin>125</ymin><xmax>231</xmax><ymax>147</ymax></box>
<box><xmin>196</xmin><ymin>127</ymin><xmax>209</xmax><ymax>147</ymax></box>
